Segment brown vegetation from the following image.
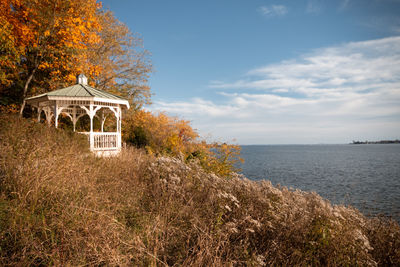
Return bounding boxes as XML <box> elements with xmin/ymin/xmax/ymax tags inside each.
<box><xmin>1</xmin><ymin>114</ymin><xmax>399</xmax><ymax>266</ymax></box>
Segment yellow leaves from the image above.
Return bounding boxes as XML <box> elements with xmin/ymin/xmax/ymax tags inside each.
<box><xmin>72</xmin><ymin>17</ymin><xmax>82</xmax><ymax>25</ymax></box>
<box><xmin>0</xmin><ymin>0</ymin><xmax>33</xmax><ymax>71</ymax></box>
<box><xmin>89</xmin><ymin>65</ymin><xmax>102</xmax><ymax>77</ymax></box>
<box><xmin>125</xmin><ymin>110</ymin><xmax>195</xmax><ymax>155</ymax></box>
<box><xmin>38</xmin><ymin>62</ymin><xmax>50</xmax><ymax>70</ymax></box>
<box><xmin>2</xmin><ymin>0</ymin><xmax>150</xmax><ymax>117</ymax></box>
<box><xmin>67</xmin><ymin>73</ymin><xmax>76</xmax><ymax>82</ymax></box>
<box><xmin>18</xmin><ymin>0</ymin><xmax>102</xmax><ymax>83</ymax></box>
<box><xmin>123</xmin><ymin>110</ymin><xmax>243</xmax><ymax>178</ymax></box>
<box><xmin>0</xmin><ymin>104</ymin><xmax>19</xmax><ymax>114</ymax></box>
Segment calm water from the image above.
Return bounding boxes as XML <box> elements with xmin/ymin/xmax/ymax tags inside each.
<box><xmin>239</xmin><ymin>144</ymin><xmax>400</xmax><ymax>222</ymax></box>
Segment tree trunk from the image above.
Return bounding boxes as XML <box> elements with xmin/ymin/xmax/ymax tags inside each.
<box><xmin>19</xmin><ymin>68</ymin><xmax>36</xmax><ymax>117</ymax></box>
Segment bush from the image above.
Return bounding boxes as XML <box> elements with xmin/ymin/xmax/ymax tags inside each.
<box><xmin>126</xmin><ymin>126</ymin><xmax>149</xmax><ymax>148</ymax></box>
<box><xmin>123</xmin><ymin>110</ymin><xmax>243</xmax><ymax>177</ymax></box>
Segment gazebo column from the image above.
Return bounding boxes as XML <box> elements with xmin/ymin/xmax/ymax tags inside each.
<box><xmin>54</xmin><ymin>104</ymin><xmax>66</xmax><ymax>129</ymax></box>
<box><xmin>107</xmin><ymin>106</ymin><xmax>121</xmax><ymax>150</ymax></box>
<box><xmin>115</xmin><ymin>108</ymin><xmax>119</xmax><ymax>132</ymax></box>
<box><xmin>118</xmin><ymin>106</ymin><xmax>122</xmax><ymax>149</ymax></box>
<box><xmin>43</xmin><ymin>106</ymin><xmax>53</xmax><ymax>126</ymax></box>
<box><xmin>89</xmin><ymin>105</ymin><xmax>93</xmax><ymax>132</ymax></box>
<box><xmin>89</xmin><ymin>104</ymin><xmax>94</xmax><ymax>150</ymax></box>
<box><xmin>54</xmin><ymin>102</ymin><xmax>59</xmax><ymax>128</ymax></box>
<box><xmin>72</xmin><ymin>106</ymin><xmax>77</xmax><ymax>132</ymax></box>
<box><xmin>115</xmin><ymin>107</ymin><xmax>120</xmax><ymax>149</ymax></box>
<box><xmin>37</xmin><ymin>107</ymin><xmax>42</xmax><ymax>122</ymax></box>
<box><xmin>113</xmin><ymin>106</ymin><xmax>121</xmax><ymax>149</ymax></box>
<box><xmin>100</xmin><ymin>109</ymin><xmax>107</xmax><ymax>132</ymax></box>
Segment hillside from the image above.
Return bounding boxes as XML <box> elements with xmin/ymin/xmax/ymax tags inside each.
<box><xmin>0</xmin><ymin>114</ymin><xmax>399</xmax><ymax>266</ymax></box>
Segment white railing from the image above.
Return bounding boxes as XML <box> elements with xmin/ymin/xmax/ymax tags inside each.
<box><xmin>93</xmin><ymin>132</ymin><xmax>119</xmax><ymax>150</ymax></box>
<box><xmin>78</xmin><ymin>132</ymin><xmax>120</xmax><ymax>151</ymax></box>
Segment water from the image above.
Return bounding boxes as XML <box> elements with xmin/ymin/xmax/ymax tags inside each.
<box><xmin>239</xmin><ymin>144</ymin><xmax>400</xmax><ymax>222</ymax></box>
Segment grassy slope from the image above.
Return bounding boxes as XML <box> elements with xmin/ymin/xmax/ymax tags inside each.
<box><xmin>0</xmin><ymin>114</ymin><xmax>399</xmax><ymax>266</ymax></box>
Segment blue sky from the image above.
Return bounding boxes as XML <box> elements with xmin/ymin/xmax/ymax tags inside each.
<box><xmin>101</xmin><ymin>0</ymin><xmax>400</xmax><ymax>144</ymax></box>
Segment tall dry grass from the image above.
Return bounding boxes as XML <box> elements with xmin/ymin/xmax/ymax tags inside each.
<box><xmin>0</xmin><ymin>114</ymin><xmax>399</xmax><ymax>266</ymax></box>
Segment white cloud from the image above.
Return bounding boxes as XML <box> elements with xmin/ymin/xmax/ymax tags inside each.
<box><xmin>259</xmin><ymin>5</ymin><xmax>288</xmax><ymax>17</ymax></box>
<box><xmin>150</xmin><ymin>37</ymin><xmax>400</xmax><ymax>144</ymax></box>
<box><xmin>212</xmin><ymin>37</ymin><xmax>400</xmax><ymax>97</ymax></box>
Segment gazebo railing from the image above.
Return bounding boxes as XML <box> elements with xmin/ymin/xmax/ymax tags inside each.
<box><xmin>79</xmin><ymin>132</ymin><xmax>120</xmax><ymax>150</ymax></box>
<box><xmin>93</xmin><ymin>132</ymin><xmax>119</xmax><ymax>150</ymax></box>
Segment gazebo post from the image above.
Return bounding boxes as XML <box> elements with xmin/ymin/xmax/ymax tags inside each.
<box><xmin>115</xmin><ymin>107</ymin><xmax>119</xmax><ymax>132</ymax></box>
<box><xmin>114</xmin><ymin>107</ymin><xmax>119</xmax><ymax>148</ymax></box>
<box><xmin>119</xmin><ymin>106</ymin><xmax>122</xmax><ymax>133</ymax></box>
<box><xmin>118</xmin><ymin>106</ymin><xmax>122</xmax><ymax>149</ymax></box>
<box><xmin>72</xmin><ymin>106</ymin><xmax>77</xmax><ymax>132</ymax></box>
<box><xmin>54</xmin><ymin>102</ymin><xmax>59</xmax><ymax>128</ymax></box>
<box><xmin>43</xmin><ymin>106</ymin><xmax>52</xmax><ymax>126</ymax></box>
<box><xmin>101</xmin><ymin>109</ymin><xmax>104</xmax><ymax>132</ymax></box>
<box><xmin>37</xmin><ymin>107</ymin><xmax>42</xmax><ymax>122</ymax></box>
<box><xmin>89</xmin><ymin>104</ymin><xmax>94</xmax><ymax>150</ymax></box>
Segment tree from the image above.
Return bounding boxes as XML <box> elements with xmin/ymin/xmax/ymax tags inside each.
<box><xmin>0</xmin><ymin>0</ymin><xmax>33</xmax><ymax>104</ymax></box>
<box><xmin>0</xmin><ymin>0</ymin><xmax>101</xmax><ymax>114</ymax></box>
<box><xmin>86</xmin><ymin>10</ymin><xmax>152</xmax><ymax>108</ymax></box>
<box><xmin>0</xmin><ymin>1</ymin><xmax>152</xmax><ymax>112</ymax></box>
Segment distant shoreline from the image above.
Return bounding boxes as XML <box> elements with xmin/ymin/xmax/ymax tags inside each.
<box><xmin>351</xmin><ymin>140</ymin><xmax>400</xmax><ymax>145</ymax></box>
<box><xmin>240</xmin><ymin>143</ymin><xmax>400</xmax><ymax>146</ymax></box>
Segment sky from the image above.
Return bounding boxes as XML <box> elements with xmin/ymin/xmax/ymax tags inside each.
<box><xmin>101</xmin><ymin>0</ymin><xmax>400</xmax><ymax>144</ymax></box>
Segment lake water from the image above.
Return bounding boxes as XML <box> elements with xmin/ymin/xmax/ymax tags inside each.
<box><xmin>239</xmin><ymin>144</ymin><xmax>400</xmax><ymax>222</ymax></box>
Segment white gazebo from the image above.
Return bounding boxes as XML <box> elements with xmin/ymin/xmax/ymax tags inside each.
<box><xmin>25</xmin><ymin>74</ymin><xmax>130</xmax><ymax>156</ymax></box>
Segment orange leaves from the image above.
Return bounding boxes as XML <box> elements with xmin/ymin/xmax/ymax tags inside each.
<box><xmin>38</xmin><ymin>61</ymin><xmax>50</xmax><ymax>70</ymax></box>
<box><xmin>123</xmin><ymin>110</ymin><xmax>243</xmax><ymax>178</ymax></box>
<box><xmin>124</xmin><ymin>110</ymin><xmax>198</xmax><ymax>155</ymax></box>
<box><xmin>67</xmin><ymin>73</ymin><xmax>77</xmax><ymax>82</ymax></box>
<box><xmin>0</xmin><ymin>0</ymin><xmax>33</xmax><ymax>87</ymax></box>
<box><xmin>2</xmin><ymin>0</ymin><xmax>151</xmax><ymax>116</ymax></box>
<box><xmin>0</xmin><ymin>0</ymin><xmax>105</xmax><ymax>100</ymax></box>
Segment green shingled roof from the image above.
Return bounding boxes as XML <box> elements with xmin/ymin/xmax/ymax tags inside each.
<box><xmin>27</xmin><ymin>84</ymin><xmax>126</xmax><ymax>100</ymax></box>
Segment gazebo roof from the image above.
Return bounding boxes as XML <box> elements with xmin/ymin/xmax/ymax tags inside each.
<box><xmin>26</xmin><ymin>83</ymin><xmax>130</xmax><ymax>109</ymax></box>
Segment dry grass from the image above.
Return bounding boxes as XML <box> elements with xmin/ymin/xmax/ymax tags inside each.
<box><xmin>0</xmin><ymin>114</ymin><xmax>399</xmax><ymax>266</ymax></box>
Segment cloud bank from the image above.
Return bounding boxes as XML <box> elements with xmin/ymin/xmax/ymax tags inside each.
<box><xmin>151</xmin><ymin>37</ymin><xmax>400</xmax><ymax>144</ymax></box>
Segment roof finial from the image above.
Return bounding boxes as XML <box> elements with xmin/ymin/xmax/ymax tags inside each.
<box><xmin>76</xmin><ymin>74</ymin><xmax>87</xmax><ymax>85</ymax></box>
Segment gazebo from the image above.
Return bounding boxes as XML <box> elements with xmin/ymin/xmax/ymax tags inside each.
<box><xmin>25</xmin><ymin>74</ymin><xmax>130</xmax><ymax>156</ymax></box>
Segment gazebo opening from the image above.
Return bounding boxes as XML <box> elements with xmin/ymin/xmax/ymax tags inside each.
<box><xmin>25</xmin><ymin>74</ymin><xmax>130</xmax><ymax>156</ymax></box>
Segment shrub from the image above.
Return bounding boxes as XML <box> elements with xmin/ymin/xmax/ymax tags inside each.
<box><xmin>123</xmin><ymin>109</ymin><xmax>243</xmax><ymax>177</ymax></box>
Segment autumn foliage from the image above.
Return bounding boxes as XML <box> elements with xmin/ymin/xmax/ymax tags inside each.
<box><xmin>0</xmin><ymin>0</ymin><xmax>151</xmax><ymax>112</ymax></box>
<box><xmin>123</xmin><ymin>110</ymin><xmax>243</xmax><ymax>177</ymax></box>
